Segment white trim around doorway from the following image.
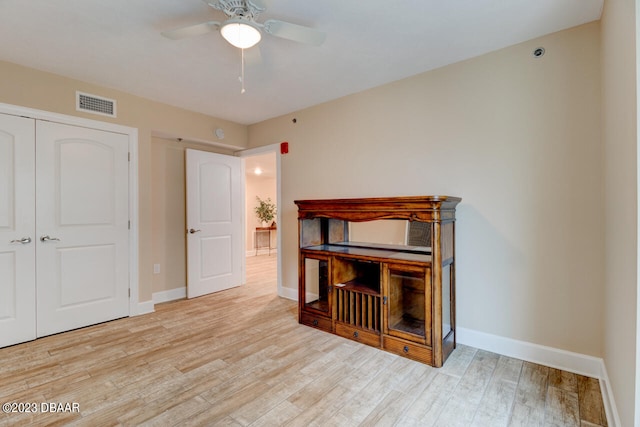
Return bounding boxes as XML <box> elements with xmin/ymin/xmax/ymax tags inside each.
<box><xmin>237</xmin><ymin>144</ymin><xmax>283</xmax><ymax>298</ymax></box>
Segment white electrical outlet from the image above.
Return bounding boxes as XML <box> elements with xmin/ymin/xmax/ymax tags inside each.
<box><xmin>153</xmin><ymin>264</ymin><xmax>160</xmax><ymax>274</ymax></box>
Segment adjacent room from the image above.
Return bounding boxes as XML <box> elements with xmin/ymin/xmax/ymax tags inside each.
<box><xmin>0</xmin><ymin>0</ymin><xmax>637</xmax><ymax>425</ymax></box>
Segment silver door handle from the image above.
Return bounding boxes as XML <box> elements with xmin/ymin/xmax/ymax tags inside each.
<box><xmin>188</xmin><ymin>228</ymin><xmax>201</xmax><ymax>234</ymax></box>
<box><xmin>40</xmin><ymin>235</ymin><xmax>61</xmax><ymax>242</ymax></box>
<box><xmin>10</xmin><ymin>237</ymin><xmax>31</xmax><ymax>244</ymax></box>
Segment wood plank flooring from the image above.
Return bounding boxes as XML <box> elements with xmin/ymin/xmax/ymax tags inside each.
<box><xmin>0</xmin><ymin>255</ymin><xmax>607</xmax><ymax>426</ymax></box>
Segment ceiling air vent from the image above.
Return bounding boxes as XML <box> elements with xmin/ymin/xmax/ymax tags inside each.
<box><xmin>76</xmin><ymin>91</ymin><xmax>117</xmax><ymax>118</ymax></box>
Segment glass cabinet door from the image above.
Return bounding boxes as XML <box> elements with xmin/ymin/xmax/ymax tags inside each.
<box><xmin>302</xmin><ymin>256</ymin><xmax>330</xmax><ymax>316</ymax></box>
<box><xmin>385</xmin><ymin>265</ymin><xmax>431</xmax><ymax>345</ymax></box>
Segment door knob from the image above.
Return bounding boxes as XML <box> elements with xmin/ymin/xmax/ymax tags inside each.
<box><xmin>10</xmin><ymin>237</ymin><xmax>32</xmax><ymax>244</ymax></box>
<box><xmin>40</xmin><ymin>235</ymin><xmax>61</xmax><ymax>242</ymax></box>
<box><xmin>188</xmin><ymin>228</ymin><xmax>201</xmax><ymax>234</ymax></box>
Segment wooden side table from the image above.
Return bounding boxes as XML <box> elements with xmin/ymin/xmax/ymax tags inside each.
<box><xmin>255</xmin><ymin>226</ymin><xmax>276</xmax><ymax>255</ymax></box>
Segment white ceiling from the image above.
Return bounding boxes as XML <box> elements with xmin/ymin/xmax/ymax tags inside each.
<box><xmin>0</xmin><ymin>0</ymin><xmax>603</xmax><ymax>125</ymax></box>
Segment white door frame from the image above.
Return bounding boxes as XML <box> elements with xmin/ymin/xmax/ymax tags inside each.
<box><xmin>237</xmin><ymin>144</ymin><xmax>286</xmax><ymax>298</ymax></box>
<box><xmin>0</xmin><ymin>102</ymin><xmax>141</xmax><ymax>315</ymax></box>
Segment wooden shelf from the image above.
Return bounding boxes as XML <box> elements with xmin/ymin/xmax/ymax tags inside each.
<box><xmin>302</xmin><ymin>244</ymin><xmax>432</xmax><ymax>264</ymax></box>
<box><xmin>336</xmin><ymin>241</ymin><xmax>431</xmax><ymax>254</ymax></box>
<box><xmin>335</xmin><ymin>279</ymin><xmax>380</xmax><ymax>296</ymax></box>
<box><xmin>296</xmin><ymin>195</ymin><xmax>460</xmax><ymax>368</ymax></box>
<box><xmin>305</xmin><ymin>300</ymin><xmax>329</xmax><ymax>312</ymax></box>
<box><xmin>295</xmin><ymin>195</ymin><xmax>461</xmax><ymax>222</ymax></box>
<box><xmin>391</xmin><ymin>315</ymin><xmax>426</xmax><ymax>337</ymax></box>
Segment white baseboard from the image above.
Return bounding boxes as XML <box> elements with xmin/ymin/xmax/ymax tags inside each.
<box><xmin>153</xmin><ymin>287</ymin><xmax>186</xmax><ymax>304</ymax></box>
<box><xmin>457</xmin><ymin>327</ymin><xmax>601</xmax><ymax>377</ymax></box>
<box><xmin>597</xmin><ymin>361</ymin><xmax>622</xmax><ymax>427</ymax></box>
<box><xmin>278</xmin><ymin>285</ymin><xmax>297</xmax><ymax>301</ymax></box>
<box><xmin>132</xmin><ymin>299</ymin><xmax>155</xmax><ymax>316</ymax></box>
<box><xmin>457</xmin><ymin>327</ymin><xmax>619</xmax><ymax>426</ymax></box>
<box><xmin>132</xmin><ymin>287</ymin><xmax>186</xmax><ymax>316</ymax></box>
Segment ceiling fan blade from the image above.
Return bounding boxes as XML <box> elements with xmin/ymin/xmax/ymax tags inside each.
<box><xmin>247</xmin><ymin>0</ymin><xmax>267</xmax><ymax>12</ymax></box>
<box><xmin>161</xmin><ymin>21</ymin><xmax>220</xmax><ymax>40</ymax></box>
<box><xmin>263</xmin><ymin>19</ymin><xmax>326</xmax><ymax>46</ymax></box>
<box><xmin>201</xmin><ymin>0</ymin><xmax>223</xmax><ymax>11</ymax></box>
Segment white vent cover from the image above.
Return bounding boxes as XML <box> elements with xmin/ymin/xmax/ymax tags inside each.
<box><xmin>76</xmin><ymin>91</ymin><xmax>117</xmax><ymax>117</ymax></box>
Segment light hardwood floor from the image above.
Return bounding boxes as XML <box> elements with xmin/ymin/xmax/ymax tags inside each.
<box><xmin>0</xmin><ymin>255</ymin><xmax>607</xmax><ymax>426</ymax></box>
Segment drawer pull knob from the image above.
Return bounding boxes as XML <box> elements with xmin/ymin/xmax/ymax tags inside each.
<box><xmin>353</xmin><ymin>331</ymin><xmax>359</xmax><ymax>338</ymax></box>
<box><xmin>403</xmin><ymin>346</ymin><xmax>409</xmax><ymax>354</ymax></box>
<box><xmin>312</xmin><ymin>319</ymin><xmax>318</xmax><ymax>326</ymax></box>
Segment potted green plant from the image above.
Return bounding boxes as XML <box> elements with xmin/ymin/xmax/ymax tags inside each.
<box><xmin>254</xmin><ymin>196</ymin><xmax>276</xmax><ymax>227</ymax></box>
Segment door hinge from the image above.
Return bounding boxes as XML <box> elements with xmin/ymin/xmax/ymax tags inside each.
<box><xmin>128</xmin><ymin>289</ymin><xmax>131</xmax><ymax>297</ymax></box>
<box><xmin>128</xmin><ymin>220</ymin><xmax>131</xmax><ymax>230</ymax></box>
<box><xmin>128</xmin><ymin>152</ymin><xmax>131</xmax><ymax>162</ymax></box>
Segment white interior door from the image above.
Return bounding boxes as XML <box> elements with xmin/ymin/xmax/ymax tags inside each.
<box><xmin>35</xmin><ymin>121</ymin><xmax>130</xmax><ymax>337</ymax></box>
<box><xmin>0</xmin><ymin>114</ymin><xmax>36</xmax><ymax>347</ymax></box>
<box><xmin>186</xmin><ymin>149</ymin><xmax>244</xmax><ymax>298</ymax></box>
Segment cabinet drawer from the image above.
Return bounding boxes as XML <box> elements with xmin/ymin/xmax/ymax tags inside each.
<box><xmin>335</xmin><ymin>323</ymin><xmax>381</xmax><ymax>347</ymax></box>
<box><xmin>383</xmin><ymin>336</ymin><xmax>433</xmax><ymax>365</ymax></box>
<box><xmin>300</xmin><ymin>312</ymin><xmax>333</xmax><ymax>332</ymax></box>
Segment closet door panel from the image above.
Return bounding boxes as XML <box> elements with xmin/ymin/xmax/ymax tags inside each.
<box><xmin>36</xmin><ymin>121</ymin><xmax>129</xmax><ymax>337</ymax></box>
<box><xmin>0</xmin><ymin>114</ymin><xmax>36</xmax><ymax>348</ymax></box>
<box><xmin>58</xmin><ymin>139</ymin><xmax>116</xmax><ymax>226</ymax></box>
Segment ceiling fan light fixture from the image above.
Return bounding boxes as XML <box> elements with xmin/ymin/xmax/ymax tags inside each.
<box><xmin>221</xmin><ymin>19</ymin><xmax>261</xmax><ymax>49</ymax></box>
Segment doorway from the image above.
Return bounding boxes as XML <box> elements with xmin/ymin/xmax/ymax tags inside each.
<box><xmin>239</xmin><ymin>145</ymin><xmax>281</xmax><ymax>295</ymax></box>
<box><xmin>149</xmin><ymin>139</ymin><xmax>282</xmax><ymax>304</ymax></box>
<box><xmin>244</xmin><ymin>152</ymin><xmax>277</xmax><ymax>254</ymax></box>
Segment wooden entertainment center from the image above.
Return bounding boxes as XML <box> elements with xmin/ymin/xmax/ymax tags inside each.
<box><xmin>294</xmin><ymin>196</ymin><xmax>461</xmax><ymax>367</ymax></box>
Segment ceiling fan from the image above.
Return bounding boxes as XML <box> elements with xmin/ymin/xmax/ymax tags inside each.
<box><xmin>161</xmin><ymin>0</ymin><xmax>326</xmax><ymax>49</ymax></box>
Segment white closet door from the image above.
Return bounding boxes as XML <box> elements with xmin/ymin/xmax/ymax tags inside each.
<box><xmin>36</xmin><ymin>121</ymin><xmax>129</xmax><ymax>337</ymax></box>
<box><xmin>0</xmin><ymin>114</ymin><xmax>36</xmax><ymax>348</ymax></box>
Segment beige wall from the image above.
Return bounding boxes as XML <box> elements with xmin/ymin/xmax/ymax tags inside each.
<box><xmin>0</xmin><ymin>60</ymin><xmax>248</xmax><ymax>302</ymax></box>
<box><xmin>151</xmin><ymin>137</ymin><xmax>185</xmax><ymax>294</ymax></box>
<box><xmin>601</xmin><ymin>0</ymin><xmax>638</xmax><ymax>425</ymax></box>
<box><xmin>249</xmin><ymin>23</ymin><xmax>603</xmax><ymax>358</ymax></box>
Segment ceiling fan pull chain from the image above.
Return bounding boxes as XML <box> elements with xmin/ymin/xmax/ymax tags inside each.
<box><xmin>240</xmin><ymin>48</ymin><xmax>246</xmax><ymax>94</ymax></box>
